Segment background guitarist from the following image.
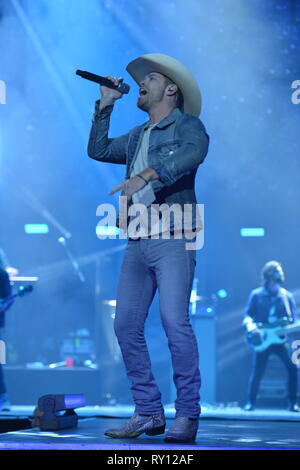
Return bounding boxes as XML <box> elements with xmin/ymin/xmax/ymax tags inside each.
<box><xmin>243</xmin><ymin>260</ymin><xmax>299</xmax><ymax>412</ymax></box>
<box><xmin>0</xmin><ymin>249</ymin><xmax>14</xmax><ymax>412</ymax></box>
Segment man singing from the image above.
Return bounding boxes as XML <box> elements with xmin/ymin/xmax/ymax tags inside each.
<box><xmin>87</xmin><ymin>54</ymin><xmax>209</xmax><ymax>442</ymax></box>
<box><xmin>243</xmin><ymin>260</ymin><xmax>299</xmax><ymax>412</ymax></box>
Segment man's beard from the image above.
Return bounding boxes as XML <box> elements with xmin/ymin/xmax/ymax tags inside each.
<box><xmin>137</xmin><ymin>96</ymin><xmax>149</xmax><ymax>111</ymax></box>
<box><xmin>137</xmin><ymin>89</ymin><xmax>165</xmax><ymax>112</ymax></box>
<box><xmin>272</xmin><ymin>273</ymin><xmax>285</xmax><ymax>284</ymax></box>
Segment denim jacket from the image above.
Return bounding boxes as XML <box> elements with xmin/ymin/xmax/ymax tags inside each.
<box><xmin>87</xmin><ymin>101</ymin><xmax>209</xmax><ymax>232</ymax></box>
<box><xmin>243</xmin><ymin>286</ymin><xmax>297</xmax><ymax>330</ymax></box>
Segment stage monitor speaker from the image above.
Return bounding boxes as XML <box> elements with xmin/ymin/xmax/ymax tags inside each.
<box><xmin>37</xmin><ymin>394</ymin><xmax>86</xmax><ymax>430</ymax></box>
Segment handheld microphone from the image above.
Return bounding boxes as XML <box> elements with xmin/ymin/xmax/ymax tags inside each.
<box><xmin>76</xmin><ymin>70</ymin><xmax>130</xmax><ymax>94</ymax></box>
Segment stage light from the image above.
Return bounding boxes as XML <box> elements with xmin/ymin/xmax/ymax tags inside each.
<box><xmin>103</xmin><ymin>299</ymin><xmax>117</xmax><ymax>307</ymax></box>
<box><xmin>37</xmin><ymin>394</ymin><xmax>86</xmax><ymax>430</ymax></box>
<box><xmin>9</xmin><ymin>276</ymin><xmax>39</xmax><ymax>282</ymax></box>
<box><xmin>217</xmin><ymin>289</ymin><xmax>228</xmax><ymax>299</ymax></box>
<box><xmin>96</xmin><ymin>225</ymin><xmax>120</xmax><ymax>236</ymax></box>
<box><xmin>0</xmin><ymin>79</ymin><xmax>6</xmax><ymax>104</ymax></box>
<box><xmin>24</xmin><ymin>223</ymin><xmax>49</xmax><ymax>234</ymax></box>
<box><xmin>240</xmin><ymin>228</ymin><xmax>265</xmax><ymax>237</ymax></box>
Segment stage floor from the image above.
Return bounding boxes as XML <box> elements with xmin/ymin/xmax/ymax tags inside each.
<box><xmin>1</xmin><ymin>403</ymin><xmax>300</xmax><ymax>422</ymax></box>
<box><xmin>0</xmin><ymin>408</ymin><xmax>300</xmax><ymax>450</ymax></box>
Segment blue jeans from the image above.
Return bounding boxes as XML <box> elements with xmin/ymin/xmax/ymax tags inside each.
<box><xmin>248</xmin><ymin>343</ymin><xmax>298</xmax><ymax>405</ymax></box>
<box><xmin>0</xmin><ymin>329</ymin><xmax>6</xmax><ymax>395</ymax></box>
<box><xmin>114</xmin><ymin>234</ymin><xmax>201</xmax><ymax>418</ymax></box>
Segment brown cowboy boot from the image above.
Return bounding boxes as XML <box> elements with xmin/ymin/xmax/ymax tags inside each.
<box><xmin>104</xmin><ymin>412</ymin><xmax>166</xmax><ymax>438</ymax></box>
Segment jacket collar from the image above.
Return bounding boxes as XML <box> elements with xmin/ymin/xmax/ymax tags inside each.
<box><xmin>143</xmin><ymin>107</ymin><xmax>182</xmax><ymax>130</ymax></box>
<box><xmin>262</xmin><ymin>285</ymin><xmax>283</xmax><ymax>297</ymax></box>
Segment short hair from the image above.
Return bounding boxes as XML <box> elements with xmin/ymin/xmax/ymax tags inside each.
<box><xmin>163</xmin><ymin>76</ymin><xmax>184</xmax><ymax>112</ymax></box>
<box><xmin>261</xmin><ymin>260</ymin><xmax>282</xmax><ymax>285</ymax></box>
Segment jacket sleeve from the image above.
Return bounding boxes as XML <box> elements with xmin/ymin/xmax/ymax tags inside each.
<box><xmin>0</xmin><ymin>269</ymin><xmax>13</xmax><ymax>327</ymax></box>
<box><xmin>87</xmin><ymin>102</ymin><xmax>129</xmax><ymax>165</ymax></box>
<box><xmin>150</xmin><ymin>114</ymin><xmax>209</xmax><ymax>186</ymax></box>
<box><xmin>243</xmin><ymin>291</ymin><xmax>258</xmax><ymax>331</ymax></box>
<box><xmin>288</xmin><ymin>293</ymin><xmax>298</xmax><ymax>323</ymax></box>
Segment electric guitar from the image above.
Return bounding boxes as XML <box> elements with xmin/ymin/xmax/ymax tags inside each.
<box><xmin>247</xmin><ymin>317</ymin><xmax>300</xmax><ymax>352</ymax></box>
<box><xmin>0</xmin><ymin>285</ymin><xmax>33</xmax><ymax>310</ymax></box>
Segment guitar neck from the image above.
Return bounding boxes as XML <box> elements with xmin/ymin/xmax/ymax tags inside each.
<box><xmin>1</xmin><ymin>285</ymin><xmax>33</xmax><ymax>306</ymax></box>
<box><xmin>1</xmin><ymin>292</ymin><xmax>20</xmax><ymax>305</ymax></box>
<box><xmin>277</xmin><ymin>322</ymin><xmax>300</xmax><ymax>335</ymax></box>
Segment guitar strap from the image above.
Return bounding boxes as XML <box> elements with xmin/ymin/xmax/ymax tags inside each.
<box><xmin>279</xmin><ymin>287</ymin><xmax>293</xmax><ymax>320</ymax></box>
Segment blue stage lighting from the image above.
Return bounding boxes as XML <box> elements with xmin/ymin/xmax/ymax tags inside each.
<box><xmin>96</xmin><ymin>225</ymin><xmax>120</xmax><ymax>236</ymax></box>
<box><xmin>24</xmin><ymin>224</ymin><xmax>49</xmax><ymax>234</ymax></box>
<box><xmin>0</xmin><ymin>79</ymin><xmax>6</xmax><ymax>104</ymax></box>
<box><xmin>240</xmin><ymin>228</ymin><xmax>265</xmax><ymax>237</ymax></box>
<box><xmin>217</xmin><ymin>289</ymin><xmax>228</xmax><ymax>298</ymax></box>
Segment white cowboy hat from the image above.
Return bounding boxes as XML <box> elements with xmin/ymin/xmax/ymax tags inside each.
<box><xmin>126</xmin><ymin>53</ymin><xmax>201</xmax><ymax>117</ymax></box>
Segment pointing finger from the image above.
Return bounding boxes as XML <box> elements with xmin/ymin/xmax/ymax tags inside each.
<box><xmin>108</xmin><ymin>183</ymin><xmax>124</xmax><ymax>195</ymax></box>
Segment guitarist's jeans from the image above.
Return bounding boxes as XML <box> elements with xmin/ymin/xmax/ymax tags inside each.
<box><xmin>113</xmin><ymin>235</ymin><xmax>201</xmax><ymax>418</ymax></box>
<box><xmin>0</xmin><ymin>329</ymin><xmax>6</xmax><ymax>395</ymax></box>
<box><xmin>248</xmin><ymin>343</ymin><xmax>298</xmax><ymax>405</ymax></box>
<box><xmin>0</xmin><ymin>365</ymin><xmax>5</xmax><ymax>395</ymax></box>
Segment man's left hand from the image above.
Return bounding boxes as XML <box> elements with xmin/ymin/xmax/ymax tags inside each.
<box><xmin>108</xmin><ymin>175</ymin><xmax>147</xmax><ymax>200</ymax></box>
